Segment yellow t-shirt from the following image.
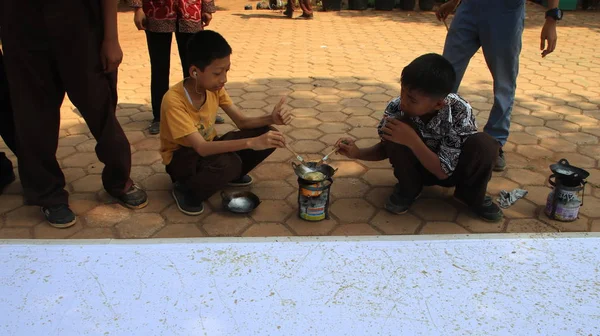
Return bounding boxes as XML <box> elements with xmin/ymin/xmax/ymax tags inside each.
<box><xmin>159</xmin><ymin>80</ymin><xmax>233</xmax><ymax>165</ymax></box>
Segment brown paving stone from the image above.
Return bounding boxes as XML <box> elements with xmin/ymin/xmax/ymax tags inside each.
<box><xmin>5</xmin><ymin>206</ymin><xmax>45</xmax><ymax>228</ymax></box>
<box><xmin>131</xmin><ymin>151</ymin><xmax>161</xmax><ymax>165</ymax></box>
<box><xmin>161</xmin><ymin>203</ymin><xmax>211</xmax><ymax>223</ymax></box>
<box><xmin>0</xmin><ymin>194</ymin><xmax>24</xmax><ymax>214</ymax></box>
<box><xmin>579</xmin><ymin>197</ymin><xmax>600</xmax><ymax>218</ymax></box>
<box><xmin>506</xmin><ymin>219</ymin><xmax>557</xmax><ymax>233</ymax></box>
<box><xmin>505</xmin><ymin>169</ymin><xmax>547</xmax><ymax>186</ymax></box>
<box><xmin>286</xmin><ymin>215</ymin><xmax>338</xmax><ymax>236</ymax></box>
<box><xmin>252</xmin><ymin>163</ymin><xmax>293</xmax><ymax>181</ymax></box>
<box><xmin>537</xmin><ymin>214</ymin><xmax>589</xmax><ymax>233</ymax></box>
<box><xmin>502</xmin><ymin>199</ymin><xmax>538</xmax><ymax>219</ymax></box>
<box><xmin>330</xmin><ymin>178</ymin><xmax>371</xmax><ymax>198</ymax></box>
<box><xmin>61</xmin><ymin>153</ymin><xmax>99</xmax><ymax>168</ymax></box>
<box><xmin>486</xmin><ymin>177</ymin><xmax>520</xmax><ymax>196</ymax></box>
<box><xmin>138</xmin><ymin>191</ymin><xmax>174</xmax><ymax>214</ymax></box>
<box><xmin>291</xmin><ymin>140</ymin><xmax>326</xmax><ymax>153</ymax></box>
<box><xmin>69</xmin><ymin>193</ymin><xmax>101</xmax><ymax>215</ymax></box>
<box><xmin>318</xmin><ymin>122</ymin><xmax>351</xmax><ymax>133</ymax></box>
<box><xmin>420</xmin><ymin>222</ymin><xmax>470</xmax><ymax>234</ymax></box>
<box><xmin>0</xmin><ymin>227</ymin><xmax>32</xmax><ymax>239</ymax></box>
<box><xmin>116</xmin><ymin>213</ymin><xmax>165</xmax><ymax>238</ymax></box>
<box><xmin>153</xmin><ymin>224</ymin><xmax>205</xmax><ymax>238</ymax></box>
<box><xmin>70</xmin><ymin>228</ymin><xmax>115</xmax><ymax>239</ymax></box>
<box><xmin>316</xmin><ymin>112</ymin><xmax>347</xmax><ymax>122</ymax></box>
<box><xmin>524</xmin><ymin>126</ymin><xmax>560</xmax><ymax>139</ymax></box>
<box><xmin>539</xmin><ymin>138</ymin><xmax>577</xmax><ymax>152</ymax></box>
<box><xmin>545</xmin><ymin>120</ymin><xmax>580</xmax><ymax>133</ymax></box>
<box><xmin>524</xmin><ymin>186</ymin><xmax>552</xmax><ymax>206</ymax></box>
<box><xmin>288</xmin><ymin>129</ymin><xmax>323</xmax><ymax>140</ymax></box>
<box><xmin>242</xmin><ymin>223</ymin><xmax>293</xmax><ymax>237</ymax></box>
<box><xmin>330</xmin><ymin>199</ymin><xmax>375</xmax><ymax>223</ymax></box>
<box><xmin>250</xmin><ymin>200</ymin><xmax>293</xmax><ymax>222</ymax></box>
<box><xmin>561</xmin><ymin>132</ymin><xmax>599</xmax><ymax>145</ymax></box>
<box><xmin>330</xmin><ymin>223</ymin><xmax>380</xmax><ymax>236</ymax></box>
<box><xmin>456</xmin><ymin>212</ymin><xmax>504</xmax><ymax>233</ymax></box>
<box><xmin>328</xmin><ymin>161</ymin><xmax>367</xmax><ymax>178</ymax></box>
<box><xmin>412</xmin><ymin>199</ymin><xmax>458</xmax><ymax>222</ymax></box>
<box><xmin>202</xmin><ymin>213</ymin><xmax>252</xmax><ymax>236</ymax></box>
<box><xmin>508</xmin><ymin>132</ymin><xmax>538</xmax><ymax>145</ymax></box>
<box><xmin>71</xmin><ymin>175</ymin><xmax>103</xmax><ymax>193</ymax></box>
<box><xmin>34</xmin><ymin>222</ymin><xmax>83</xmax><ymax>239</ymax></box>
<box><xmin>591</xmin><ymin>220</ymin><xmax>600</xmax><ymax>232</ymax></box>
<box><xmin>342</xmin><ymin>106</ymin><xmax>374</xmax><ymax>116</ymax></box>
<box><xmin>141</xmin><ymin>173</ymin><xmax>172</xmax><ymax>191</ymax></box>
<box><xmin>516</xmin><ymin>145</ymin><xmax>554</xmax><ymax>160</ymax></box>
<box><xmin>552</xmin><ymin>152</ymin><xmax>596</xmax><ymax>168</ymax></box>
<box><xmin>362</xmin><ymin>169</ymin><xmax>396</xmax><ymax>187</ymax></box>
<box><xmin>84</xmin><ymin>204</ymin><xmax>132</xmax><ymax>228</ymax></box>
<box><xmin>370</xmin><ymin>211</ymin><xmax>421</xmax><ymax>234</ymax></box>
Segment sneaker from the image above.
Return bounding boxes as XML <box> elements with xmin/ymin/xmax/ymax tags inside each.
<box><xmin>384</xmin><ymin>188</ymin><xmax>421</xmax><ymax>215</ymax></box>
<box><xmin>172</xmin><ymin>183</ymin><xmax>204</xmax><ymax>216</ymax></box>
<box><xmin>215</xmin><ymin>115</ymin><xmax>225</xmax><ymax>124</ymax></box>
<box><xmin>471</xmin><ymin>195</ymin><xmax>504</xmax><ymax>222</ymax></box>
<box><xmin>298</xmin><ymin>13</ymin><xmax>313</xmax><ymax>19</ymax></box>
<box><xmin>283</xmin><ymin>9</ymin><xmax>293</xmax><ymax>18</ymax></box>
<box><xmin>116</xmin><ymin>184</ymin><xmax>148</xmax><ymax>209</ymax></box>
<box><xmin>494</xmin><ymin>148</ymin><xmax>506</xmax><ymax>172</ymax></box>
<box><xmin>148</xmin><ymin>120</ymin><xmax>160</xmax><ymax>135</ymax></box>
<box><xmin>41</xmin><ymin>204</ymin><xmax>77</xmax><ymax>228</ymax></box>
<box><xmin>228</xmin><ymin>175</ymin><xmax>253</xmax><ymax>187</ymax></box>
<box><xmin>0</xmin><ymin>169</ymin><xmax>16</xmax><ymax>195</ymax></box>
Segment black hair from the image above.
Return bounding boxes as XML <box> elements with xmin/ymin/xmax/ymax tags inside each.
<box><xmin>400</xmin><ymin>53</ymin><xmax>456</xmax><ymax>99</ymax></box>
<box><xmin>187</xmin><ymin>30</ymin><xmax>232</xmax><ymax>71</ymax></box>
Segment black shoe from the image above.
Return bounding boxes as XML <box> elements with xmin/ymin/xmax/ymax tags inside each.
<box><xmin>494</xmin><ymin>148</ymin><xmax>506</xmax><ymax>172</ymax></box>
<box><xmin>471</xmin><ymin>196</ymin><xmax>504</xmax><ymax>222</ymax></box>
<box><xmin>298</xmin><ymin>13</ymin><xmax>313</xmax><ymax>19</ymax></box>
<box><xmin>172</xmin><ymin>183</ymin><xmax>204</xmax><ymax>216</ymax></box>
<box><xmin>384</xmin><ymin>186</ymin><xmax>420</xmax><ymax>215</ymax></box>
<box><xmin>148</xmin><ymin>120</ymin><xmax>160</xmax><ymax>135</ymax></box>
<box><xmin>283</xmin><ymin>9</ymin><xmax>293</xmax><ymax>18</ymax></box>
<box><xmin>0</xmin><ymin>169</ymin><xmax>16</xmax><ymax>195</ymax></box>
<box><xmin>116</xmin><ymin>184</ymin><xmax>148</xmax><ymax>209</ymax></box>
<box><xmin>228</xmin><ymin>175</ymin><xmax>253</xmax><ymax>187</ymax></box>
<box><xmin>41</xmin><ymin>204</ymin><xmax>77</xmax><ymax>228</ymax></box>
<box><xmin>215</xmin><ymin>115</ymin><xmax>225</xmax><ymax>124</ymax></box>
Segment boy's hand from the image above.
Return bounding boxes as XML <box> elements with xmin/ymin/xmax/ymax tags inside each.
<box><xmin>335</xmin><ymin>138</ymin><xmax>360</xmax><ymax>159</ymax></box>
<box><xmin>101</xmin><ymin>38</ymin><xmax>123</xmax><ymax>73</ymax></box>
<box><xmin>380</xmin><ymin>118</ymin><xmax>420</xmax><ymax>148</ymax></box>
<box><xmin>202</xmin><ymin>12</ymin><xmax>213</xmax><ymax>27</ymax></box>
<box><xmin>248</xmin><ymin>130</ymin><xmax>286</xmax><ymax>150</ymax></box>
<box><xmin>436</xmin><ymin>0</ymin><xmax>458</xmax><ymax>21</ymax></box>
<box><xmin>271</xmin><ymin>97</ymin><xmax>292</xmax><ymax>125</ymax></box>
<box><xmin>133</xmin><ymin>8</ymin><xmax>147</xmax><ymax>30</ymax></box>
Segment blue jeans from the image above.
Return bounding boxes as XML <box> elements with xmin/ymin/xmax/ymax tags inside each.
<box><xmin>442</xmin><ymin>0</ymin><xmax>525</xmax><ymax>146</ymax></box>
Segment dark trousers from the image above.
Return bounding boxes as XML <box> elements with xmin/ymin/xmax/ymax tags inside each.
<box><xmin>384</xmin><ymin>133</ymin><xmax>499</xmax><ymax>207</ymax></box>
<box><xmin>286</xmin><ymin>0</ymin><xmax>313</xmax><ymax>14</ymax></box>
<box><xmin>145</xmin><ymin>31</ymin><xmax>193</xmax><ymax>121</ymax></box>
<box><xmin>0</xmin><ymin>49</ymin><xmax>17</xmax><ymax>180</ymax></box>
<box><xmin>166</xmin><ymin>127</ymin><xmax>275</xmax><ymax>203</ymax></box>
<box><xmin>1</xmin><ymin>1</ymin><xmax>132</xmax><ymax>207</ymax></box>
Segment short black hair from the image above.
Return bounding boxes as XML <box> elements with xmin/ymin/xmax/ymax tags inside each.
<box><xmin>187</xmin><ymin>30</ymin><xmax>232</xmax><ymax>71</ymax></box>
<box><xmin>400</xmin><ymin>53</ymin><xmax>456</xmax><ymax>99</ymax></box>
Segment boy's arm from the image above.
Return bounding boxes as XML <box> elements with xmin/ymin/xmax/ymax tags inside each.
<box><xmin>221</xmin><ymin>103</ymin><xmax>273</xmax><ymax>130</ymax></box>
<box><xmin>336</xmin><ymin>138</ymin><xmax>387</xmax><ymax>162</ymax></box>
<box><xmin>100</xmin><ymin>0</ymin><xmax>123</xmax><ymax>73</ymax></box>
<box><xmin>408</xmin><ymin>139</ymin><xmax>449</xmax><ymax>180</ymax></box>
<box><xmin>184</xmin><ymin>132</ymin><xmax>284</xmax><ymax>157</ymax></box>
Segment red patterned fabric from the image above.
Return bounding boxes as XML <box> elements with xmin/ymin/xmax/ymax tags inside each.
<box><xmin>129</xmin><ymin>0</ymin><xmax>216</xmax><ymax>33</ymax></box>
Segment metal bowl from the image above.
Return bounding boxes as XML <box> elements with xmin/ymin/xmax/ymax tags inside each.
<box><xmin>292</xmin><ymin>161</ymin><xmax>337</xmax><ymax>182</ymax></box>
<box><xmin>221</xmin><ymin>191</ymin><xmax>261</xmax><ymax>214</ymax></box>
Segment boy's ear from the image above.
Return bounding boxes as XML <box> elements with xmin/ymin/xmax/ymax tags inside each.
<box><xmin>433</xmin><ymin>97</ymin><xmax>446</xmax><ymax>110</ymax></box>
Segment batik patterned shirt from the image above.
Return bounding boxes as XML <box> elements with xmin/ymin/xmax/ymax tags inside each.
<box><xmin>377</xmin><ymin>94</ymin><xmax>478</xmax><ymax>176</ymax></box>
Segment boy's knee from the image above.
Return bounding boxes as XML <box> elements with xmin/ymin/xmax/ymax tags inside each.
<box><xmin>384</xmin><ymin>141</ymin><xmax>414</xmax><ymax>165</ymax></box>
<box><xmin>463</xmin><ymin>133</ymin><xmax>499</xmax><ymax>163</ymax></box>
<box><xmin>205</xmin><ymin>153</ymin><xmax>243</xmax><ymax>182</ymax></box>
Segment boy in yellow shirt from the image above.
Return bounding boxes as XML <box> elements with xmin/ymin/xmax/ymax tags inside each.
<box><xmin>160</xmin><ymin>31</ymin><xmax>291</xmax><ymax>215</ymax></box>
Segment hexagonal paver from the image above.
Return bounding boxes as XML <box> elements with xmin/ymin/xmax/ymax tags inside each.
<box><xmin>131</xmin><ymin>151</ymin><xmax>161</xmax><ymax>165</ymax></box>
<box><xmin>545</xmin><ymin>120</ymin><xmax>580</xmax><ymax>133</ymax></box>
<box><xmin>114</xmin><ymin>213</ymin><xmax>165</xmax><ymax>238</ymax></box>
<box><xmin>506</xmin><ymin>169</ymin><xmax>547</xmax><ymax>186</ymax></box>
<box><xmin>5</xmin><ymin>206</ymin><xmax>45</xmax><ymax>227</ymax></box>
<box><xmin>291</xmin><ymin>117</ymin><xmax>321</xmax><ymax>129</ymax></box>
<box><xmin>419</xmin><ymin>222</ymin><xmax>470</xmax><ymax>234</ymax></box>
<box><xmin>342</xmin><ymin>107</ymin><xmax>373</xmax><ymax>116</ymax></box>
<box><xmin>250</xmin><ymin>200</ymin><xmax>293</xmax><ymax>222</ymax></box>
<box><xmin>506</xmin><ymin>219</ymin><xmax>557</xmax><ymax>233</ymax></box>
<box><xmin>330</xmin><ymin>199</ymin><xmax>375</xmax><ymax>223</ymax></box>
<box><xmin>330</xmin><ymin>178</ymin><xmax>371</xmax><ymax>198</ymax></box>
<box><xmin>329</xmin><ymin>161</ymin><xmax>367</xmax><ymax>178</ymax></box>
<box><xmin>370</xmin><ymin>210</ymin><xmax>421</xmax><ymax>234</ymax></box>
<box><xmin>592</xmin><ymin>220</ymin><xmax>600</xmax><ymax>232</ymax></box>
<box><xmin>512</xmin><ymin>115</ymin><xmax>544</xmax><ymax>126</ymax></box>
<box><xmin>456</xmin><ymin>211</ymin><xmax>504</xmax><ymax>233</ymax></box>
<box><xmin>539</xmin><ymin>138</ymin><xmax>577</xmax><ymax>152</ymax></box>
<box><xmin>84</xmin><ymin>204</ymin><xmax>132</xmax><ymax>228</ymax></box>
<box><xmin>318</xmin><ymin>122</ymin><xmax>351</xmax><ymax>133</ymax></box>
<box><xmin>560</xmin><ymin>132</ymin><xmax>599</xmax><ymax>145</ymax></box>
<box><xmin>141</xmin><ymin>173</ymin><xmax>172</xmax><ymax>191</ymax></box>
<box><xmin>524</xmin><ymin>126</ymin><xmax>560</xmax><ymax>138</ymax></box>
<box><xmin>537</xmin><ymin>213</ymin><xmax>589</xmax><ymax>233</ymax></box>
<box><xmin>289</xmin><ymin>99</ymin><xmax>318</xmax><ymax>108</ymax></box>
<box><xmin>412</xmin><ymin>199</ymin><xmax>458</xmax><ymax>222</ymax></box>
<box><xmin>289</xmin><ymin>129</ymin><xmax>323</xmax><ymax>140</ymax></box>
<box><xmin>552</xmin><ymin>152</ymin><xmax>596</xmax><ymax>168</ymax></box>
<box><xmin>330</xmin><ymin>223</ymin><xmax>380</xmax><ymax>236</ymax></box>
<box><xmin>153</xmin><ymin>224</ymin><xmax>205</xmax><ymax>238</ymax></box>
<box><xmin>346</xmin><ymin>116</ymin><xmax>378</xmax><ymax>128</ymax></box>
<box><xmin>340</xmin><ymin>98</ymin><xmax>368</xmax><ymax>107</ymax></box>
<box><xmin>71</xmin><ymin>175</ymin><xmax>103</xmax><ymax>193</ymax></box>
<box><xmin>316</xmin><ymin>112</ymin><xmax>347</xmax><ymax>122</ymax></box>
<box><xmin>242</xmin><ymin>223</ymin><xmax>293</xmax><ymax>237</ymax></box>
<box><xmin>486</xmin><ymin>177</ymin><xmax>520</xmax><ymax>195</ymax></box>
<box><xmin>202</xmin><ymin>213</ymin><xmax>252</xmax><ymax>236</ymax></box>
<box><xmin>33</xmin><ymin>222</ymin><xmax>83</xmax><ymax>238</ymax></box>
<box><xmin>361</xmin><ymin>168</ymin><xmax>396</xmax><ymax>187</ymax></box>
<box><xmin>160</xmin><ymin>204</ymin><xmax>211</xmax><ymax>224</ymax></box>
<box><xmin>516</xmin><ymin>145</ymin><xmax>554</xmax><ymax>160</ymax></box>
<box><xmin>291</xmin><ymin>140</ymin><xmax>326</xmax><ymax>153</ymax></box>
<box><xmin>579</xmin><ymin>197</ymin><xmax>600</xmax><ymax>218</ymax></box>
<box><xmin>61</xmin><ymin>153</ymin><xmax>99</xmax><ymax>168</ymax></box>
<box><xmin>502</xmin><ymin>199</ymin><xmax>538</xmax><ymax>219</ymax></box>
<box><xmin>506</xmin><ymin>132</ymin><xmax>538</xmax><ymax>145</ymax></box>
<box><xmin>252</xmin><ymin>163</ymin><xmax>293</xmax><ymax>181</ymax></box>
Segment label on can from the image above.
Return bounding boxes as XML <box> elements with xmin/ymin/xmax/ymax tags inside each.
<box><xmin>545</xmin><ymin>190</ymin><xmax>580</xmax><ymax>221</ymax></box>
<box><xmin>299</xmin><ymin>189</ymin><xmax>329</xmax><ymax>221</ymax></box>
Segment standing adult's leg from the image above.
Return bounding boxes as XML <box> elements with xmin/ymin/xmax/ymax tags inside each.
<box><xmin>146</xmin><ymin>31</ymin><xmax>173</xmax><ymax>122</ymax></box>
<box><xmin>175</xmin><ymin>32</ymin><xmax>194</xmax><ymax>79</ymax></box>
<box><xmin>442</xmin><ymin>0</ymin><xmax>481</xmax><ymax>93</ymax></box>
<box><xmin>1</xmin><ymin>20</ymin><xmax>68</xmax><ymax>207</ymax></box>
<box><xmin>51</xmin><ymin>1</ymin><xmax>145</xmax><ymax>208</ymax></box>
<box><xmin>299</xmin><ymin>0</ymin><xmax>313</xmax><ymax>16</ymax></box>
<box><xmin>479</xmin><ymin>1</ymin><xmax>525</xmax><ymax>146</ymax></box>
<box><xmin>0</xmin><ymin>50</ymin><xmax>17</xmax><ymax>155</ymax></box>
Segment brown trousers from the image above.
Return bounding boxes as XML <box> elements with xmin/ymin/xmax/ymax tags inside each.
<box><xmin>384</xmin><ymin>133</ymin><xmax>499</xmax><ymax>207</ymax></box>
<box><xmin>0</xmin><ymin>1</ymin><xmax>132</xmax><ymax>207</ymax></box>
<box><xmin>0</xmin><ymin>50</ymin><xmax>16</xmax><ymax>179</ymax></box>
<box><xmin>286</xmin><ymin>0</ymin><xmax>313</xmax><ymax>14</ymax></box>
<box><xmin>166</xmin><ymin>127</ymin><xmax>275</xmax><ymax>203</ymax></box>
